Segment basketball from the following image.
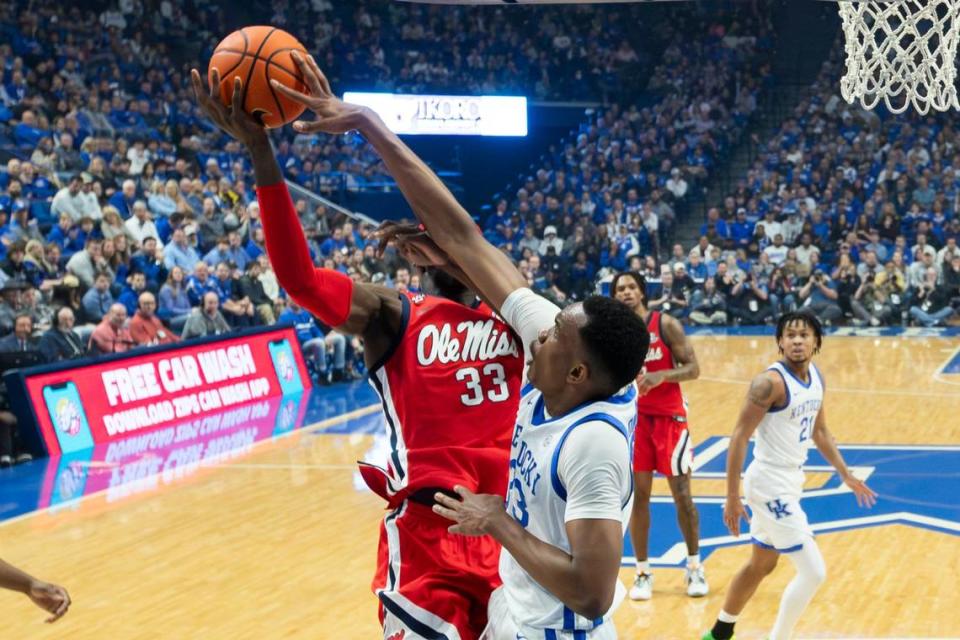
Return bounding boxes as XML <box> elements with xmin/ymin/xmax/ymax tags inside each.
<box><xmin>208</xmin><ymin>26</ymin><xmax>308</xmax><ymax>129</ymax></box>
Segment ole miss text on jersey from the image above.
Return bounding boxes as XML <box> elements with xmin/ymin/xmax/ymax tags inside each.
<box><xmin>359</xmin><ymin>291</ymin><xmax>525</xmax><ymax>505</ymax></box>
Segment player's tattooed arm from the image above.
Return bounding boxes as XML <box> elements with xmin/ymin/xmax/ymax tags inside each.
<box><xmin>747</xmin><ymin>374</ymin><xmax>777</xmax><ymax>407</ymax></box>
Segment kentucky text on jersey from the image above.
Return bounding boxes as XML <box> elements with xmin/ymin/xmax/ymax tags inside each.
<box><xmin>416</xmin><ymin>319</ymin><xmax>520</xmax><ymax>366</ymax></box>
<box><xmin>790</xmin><ymin>399</ymin><xmax>822</xmax><ymax>420</ymax></box>
<box><xmin>509</xmin><ymin>424</ymin><xmax>542</xmax><ymax>508</ymax></box>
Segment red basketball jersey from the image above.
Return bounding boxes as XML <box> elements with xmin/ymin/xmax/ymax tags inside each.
<box><xmin>638</xmin><ymin>311</ymin><xmax>687</xmax><ymax>417</ymax></box>
<box><xmin>360</xmin><ymin>292</ymin><xmax>524</xmax><ymax>506</ymax></box>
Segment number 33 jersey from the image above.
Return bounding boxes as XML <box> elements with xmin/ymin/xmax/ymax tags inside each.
<box><xmin>360</xmin><ymin>291</ymin><xmax>525</xmax><ymax>505</ymax></box>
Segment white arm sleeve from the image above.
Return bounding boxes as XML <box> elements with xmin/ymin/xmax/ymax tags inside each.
<box><xmin>558</xmin><ymin>421</ymin><xmax>632</xmax><ymax>523</ymax></box>
<box><xmin>500</xmin><ymin>287</ymin><xmax>562</xmax><ymax>357</ymax></box>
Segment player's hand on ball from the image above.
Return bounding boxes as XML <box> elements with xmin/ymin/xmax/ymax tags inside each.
<box><xmin>723</xmin><ymin>496</ymin><xmax>750</xmax><ymax>537</ymax></box>
<box><xmin>190</xmin><ymin>68</ymin><xmax>267</xmax><ymax>148</ymax></box>
<box><xmin>268</xmin><ymin>51</ymin><xmax>367</xmax><ymax>135</ymax></box>
<box><xmin>433</xmin><ymin>485</ymin><xmax>505</xmax><ymax>536</ymax></box>
<box><xmin>843</xmin><ymin>474</ymin><xmax>878</xmax><ymax>508</ymax></box>
<box><xmin>27</xmin><ymin>580</ymin><xmax>70</xmax><ymax>623</ymax></box>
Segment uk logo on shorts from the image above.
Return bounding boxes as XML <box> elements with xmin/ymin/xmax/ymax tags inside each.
<box><xmin>766</xmin><ymin>499</ymin><xmax>792</xmax><ymax>520</ymax></box>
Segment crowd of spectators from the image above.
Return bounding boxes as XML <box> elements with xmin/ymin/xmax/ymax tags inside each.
<box><xmin>475</xmin><ymin>8</ymin><xmax>774</xmax><ymax>302</ymax></box>
<box><xmin>263</xmin><ymin>0</ymin><xmax>675</xmax><ymax>102</ymax></box>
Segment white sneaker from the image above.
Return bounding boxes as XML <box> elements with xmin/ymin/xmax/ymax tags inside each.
<box><xmin>629</xmin><ymin>572</ymin><xmax>653</xmax><ymax>600</ymax></box>
<box><xmin>685</xmin><ymin>565</ymin><xmax>709</xmax><ymax>597</ymax></box>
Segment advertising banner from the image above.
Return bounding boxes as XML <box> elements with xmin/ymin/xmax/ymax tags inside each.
<box><xmin>6</xmin><ymin>326</ymin><xmax>311</xmax><ymax>456</ymax></box>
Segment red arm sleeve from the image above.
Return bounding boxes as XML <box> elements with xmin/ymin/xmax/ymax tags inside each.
<box><xmin>256</xmin><ymin>182</ymin><xmax>353</xmax><ymax>327</ymax></box>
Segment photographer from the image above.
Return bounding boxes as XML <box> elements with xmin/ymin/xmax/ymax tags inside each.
<box><xmin>798</xmin><ymin>268</ymin><xmax>843</xmax><ymax>325</ymax></box>
<box><xmin>688</xmin><ymin>276</ymin><xmax>728</xmax><ymax>325</ymax></box>
<box><xmin>909</xmin><ymin>265</ymin><xmax>956</xmax><ymax>327</ymax></box>
<box><xmin>851</xmin><ymin>274</ymin><xmax>893</xmax><ymax>327</ymax></box>
<box><xmin>833</xmin><ymin>255</ymin><xmax>862</xmax><ymax>320</ymax></box>
<box><xmin>729</xmin><ymin>267</ymin><xmax>773</xmax><ymax>325</ymax></box>
<box><xmin>768</xmin><ymin>266</ymin><xmax>797</xmax><ymax>314</ymax></box>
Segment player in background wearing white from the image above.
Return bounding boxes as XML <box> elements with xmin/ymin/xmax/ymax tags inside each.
<box><xmin>0</xmin><ymin>558</ymin><xmax>70</xmax><ymax>623</ymax></box>
<box><xmin>268</xmin><ymin>53</ymin><xmax>651</xmax><ymax>639</ymax></box>
<box><xmin>611</xmin><ymin>271</ymin><xmax>707</xmax><ymax>600</ymax></box>
<box><xmin>702</xmin><ymin>312</ymin><xmax>877</xmax><ymax>640</ymax></box>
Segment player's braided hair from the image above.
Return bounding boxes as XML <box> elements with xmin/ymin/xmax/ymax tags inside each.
<box><xmin>580</xmin><ymin>295</ymin><xmax>650</xmax><ymax>393</ymax></box>
<box><xmin>775</xmin><ymin>311</ymin><xmax>823</xmax><ymax>355</ymax></box>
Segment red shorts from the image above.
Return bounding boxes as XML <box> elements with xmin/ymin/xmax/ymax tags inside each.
<box><xmin>633</xmin><ymin>413</ymin><xmax>693</xmax><ymax>476</ymax></box>
<box><xmin>373</xmin><ymin>500</ymin><xmax>501</xmax><ymax>640</ymax></box>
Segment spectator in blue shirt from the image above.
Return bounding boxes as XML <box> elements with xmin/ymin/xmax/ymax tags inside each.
<box><xmin>163</xmin><ymin>227</ymin><xmax>201</xmax><ymax>274</ymax></box>
<box><xmin>278</xmin><ymin>298</ymin><xmax>347</xmax><ymax>383</ymax></box>
<box><xmin>108</xmin><ymin>180</ymin><xmax>138</xmax><ymax>218</ymax></box>
<box><xmin>158</xmin><ymin>266</ymin><xmax>192</xmax><ymax>333</ymax></box>
<box><xmin>81</xmin><ymin>272</ymin><xmax>115</xmax><ymax>324</ymax></box>
<box><xmin>117</xmin><ymin>271</ymin><xmax>147</xmax><ymax>316</ymax></box>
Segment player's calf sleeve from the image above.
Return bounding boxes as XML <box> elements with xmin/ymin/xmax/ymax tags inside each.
<box><xmin>256</xmin><ymin>181</ymin><xmax>353</xmax><ymax>327</ymax></box>
<box><xmin>770</xmin><ymin>539</ymin><xmax>827</xmax><ymax>640</ymax></box>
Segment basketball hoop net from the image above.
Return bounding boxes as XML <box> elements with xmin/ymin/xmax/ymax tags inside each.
<box><xmin>837</xmin><ymin>0</ymin><xmax>960</xmax><ymax>114</ymax></box>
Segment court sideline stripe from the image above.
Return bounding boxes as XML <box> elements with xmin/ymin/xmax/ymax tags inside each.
<box><xmin>0</xmin><ymin>403</ymin><xmax>383</xmax><ymax>529</ymax></box>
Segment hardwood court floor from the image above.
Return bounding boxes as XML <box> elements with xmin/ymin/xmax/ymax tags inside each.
<box><xmin>1</xmin><ymin>335</ymin><xmax>958</xmax><ymax>639</ymax></box>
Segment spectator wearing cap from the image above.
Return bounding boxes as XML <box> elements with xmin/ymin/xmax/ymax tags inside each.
<box><xmin>666</xmin><ymin>168</ymin><xmax>688</xmax><ymax>202</ymax></box>
<box><xmin>38</xmin><ymin>306</ymin><xmax>86</xmax><ymax>362</ymax></box>
<box><xmin>539</xmin><ymin>225</ymin><xmax>564</xmax><ymax>256</ymax></box>
<box><xmin>129</xmin><ymin>291</ymin><xmax>178</xmax><ymax>346</ymax></box>
<box><xmin>163</xmin><ymin>227</ymin><xmax>200</xmax><ymax>274</ymax></box>
<box><xmin>760</xmin><ymin>209</ymin><xmax>782</xmax><ymax>242</ymax></box>
<box><xmin>89</xmin><ymin>303</ymin><xmax>135</xmax><ymax>354</ymax></box>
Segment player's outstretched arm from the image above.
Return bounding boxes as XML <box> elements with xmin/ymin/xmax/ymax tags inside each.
<box><xmin>811</xmin><ymin>405</ymin><xmax>878</xmax><ymax>508</ymax></box>
<box><xmin>724</xmin><ymin>371</ymin><xmax>784</xmax><ymax>536</ymax></box>
<box><xmin>0</xmin><ymin>559</ymin><xmax>70</xmax><ymax>623</ymax></box>
<box><xmin>190</xmin><ymin>69</ymin><xmax>402</xmax><ymax>352</ymax></box>
<box><xmin>271</xmin><ymin>53</ymin><xmax>527</xmax><ymax>312</ymax></box>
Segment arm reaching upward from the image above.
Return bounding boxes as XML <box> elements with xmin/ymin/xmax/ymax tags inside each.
<box><xmin>190</xmin><ymin>69</ymin><xmax>403</xmax><ymax>361</ymax></box>
<box><xmin>271</xmin><ymin>53</ymin><xmax>527</xmax><ymax>313</ymax></box>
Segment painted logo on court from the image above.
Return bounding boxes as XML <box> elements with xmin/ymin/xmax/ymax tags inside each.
<box><xmin>630</xmin><ymin>437</ymin><xmax>960</xmax><ymax>566</ymax></box>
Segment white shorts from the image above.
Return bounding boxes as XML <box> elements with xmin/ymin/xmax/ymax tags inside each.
<box><xmin>481</xmin><ymin>586</ymin><xmax>618</xmax><ymax>640</ymax></box>
<box><xmin>743</xmin><ymin>462</ymin><xmax>813</xmax><ymax>553</ymax></box>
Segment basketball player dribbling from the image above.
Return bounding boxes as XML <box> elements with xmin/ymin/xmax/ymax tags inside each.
<box><xmin>703</xmin><ymin>312</ymin><xmax>877</xmax><ymax>640</ymax></box>
<box><xmin>0</xmin><ymin>557</ymin><xmax>70</xmax><ymax>623</ymax></box>
<box><xmin>191</xmin><ymin>67</ymin><xmax>525</xmax><ymax>640</ymax></box>
<box><xmin>611</xmin><ymin>271</ymin><xmax>708</xmax><ymax>599</ymax></box>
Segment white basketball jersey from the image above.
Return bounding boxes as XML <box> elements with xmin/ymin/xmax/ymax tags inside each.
<box><xmin>753</xmin><ymin>361</ymin><xmax>824</xmax><ymax>468</ymax></box>
<box><xmin>498</xmin><ymin>382</ymin><xmax>637</xmax><ymax>635</ymax></box>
